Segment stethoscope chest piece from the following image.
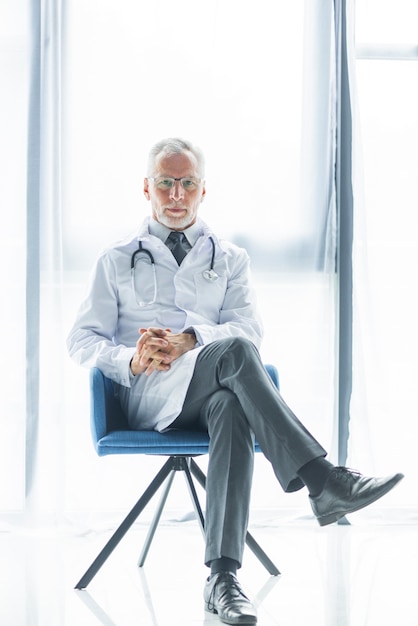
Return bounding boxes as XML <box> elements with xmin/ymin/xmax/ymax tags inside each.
<box><xmin>203</xmin><ymin>269</ymin><xmax>219</xmax><ymax>281</ymax></box>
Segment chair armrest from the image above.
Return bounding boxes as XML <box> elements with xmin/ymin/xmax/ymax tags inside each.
<box><xmin>90</xmin><ymin>367</ymin><xmax>127</xmax><ymax>446</ymax></box>
<box><xmin>90</xmin><ymin>368</ymin><xmax>109</xmax><ymax>444</ymax></box>
<box><xmin>265</xmin><ymin>363</ymin><xmax>279</xmax><ymax>390</ymax></box>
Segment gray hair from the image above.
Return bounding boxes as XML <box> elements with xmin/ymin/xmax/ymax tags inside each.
<box><xmin>147</xmin><ymin>137</ymin><xmax>205</xmax><ymax>177</ymax></box>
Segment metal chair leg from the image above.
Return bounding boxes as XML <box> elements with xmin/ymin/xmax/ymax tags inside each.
<box><xmin>244</xmin><ymin>532</ymin><xmax>281</xmax><ymax>576</ymax></box>
<box><xmin>75</xmin><ymin>455</ymin><xmax>280</xmax><ymax>589</ymax></box>
<box><xmin>74</xmin><ymin>457</ymin><xmax>174</xmax><ymax>589</ymax></box>
<box><xmin>182</xmin><ymin>458</ymin><xmax>205</xmax><ymax>537</ymax></box>
<box><xmin>137</xmin><ymin>470</ymin><xmax>176</xmax><ymax>567</ymax></box>
<box><xmin>138</xmin><ymin>457</ymin><xmax>206</xmax><ymax>564</ymax></box>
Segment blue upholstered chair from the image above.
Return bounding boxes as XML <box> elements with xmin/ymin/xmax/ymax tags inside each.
<box><xmin>75</xmin><ymin>365</ymin><xmax>281</xmax><ymax>589</ymax></box>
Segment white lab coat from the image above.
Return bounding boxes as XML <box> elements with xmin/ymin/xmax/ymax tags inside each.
<box><xmin>67</xmin><ymin>217</ymin><xmax>263</xmax><ymax>431</ymax></box>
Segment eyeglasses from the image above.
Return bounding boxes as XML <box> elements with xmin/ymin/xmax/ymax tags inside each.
<box><xmin>148</xmin><ymin>176</ymin><xmax>204</xmax><ymax>191</ymax></box>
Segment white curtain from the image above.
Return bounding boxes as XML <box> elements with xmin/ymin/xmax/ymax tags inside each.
<box><xmin>349</xmin><ymin>1</ymin><xmax>418</xmax><ymax>514</ymax></box>
<box><xmin>0</xmin><ymin>0</ymin><xmax>29</xmax><ymax>516</ymax></box>
<box><xmin>6</xmin><ymin>0</ymin><xmax>412</xmax><ymax>530</ymax></box>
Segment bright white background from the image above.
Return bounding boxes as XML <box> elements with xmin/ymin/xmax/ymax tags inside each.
<box><xmin>1</xmin><ymin>0</ymin><xmax>417</xmax><ymax>527</ymax></box>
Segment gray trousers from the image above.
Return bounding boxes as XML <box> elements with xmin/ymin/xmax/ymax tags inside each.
<box><xmin>172</xmin><ymin>337</ymin><xmax>326</xmax><ymax>567</ymax></box>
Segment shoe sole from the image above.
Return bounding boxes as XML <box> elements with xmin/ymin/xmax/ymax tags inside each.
<box><xmin>316</xmin><ymin>473</ymin><xmax>404</xmax><ymax>527</ymax></box>
<box><xmin>205</xmin><ymin>606</ymin><xmax>257</xmax><ymax>625</ymax></box>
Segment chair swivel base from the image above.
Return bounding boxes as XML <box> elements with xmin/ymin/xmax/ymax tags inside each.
<box><xmin>74</xmin><ymin>456</ymin><xmax>280</xmax><ymax>590</ymax></box>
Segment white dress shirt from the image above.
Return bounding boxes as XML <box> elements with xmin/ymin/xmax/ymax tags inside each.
<box><xmin>67</xmin><ymin>217</ymin><xmax>263</xmax><ymax>431</ymax></box>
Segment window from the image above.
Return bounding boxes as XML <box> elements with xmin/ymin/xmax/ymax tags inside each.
<box><xmin>351</xmin><ymin>0</ymin><xmax>418</xmax><ymax>491</ymax></box>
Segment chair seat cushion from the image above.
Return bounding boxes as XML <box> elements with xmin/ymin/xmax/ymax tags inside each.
<box><xmin>97</xmin><ymin>429</ymin><xmax>261</xmax><ymax>456</ymax></box>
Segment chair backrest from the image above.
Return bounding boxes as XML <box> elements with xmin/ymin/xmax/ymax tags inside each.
<box><xmin>90</xmin><ymin>367</ymin><xmax>128</xmax><ymax>443</ymax></box>
<box><xmin>89</xmin><ymin>364</ymin><xmax>279</xmax><ymax>456</ymax></box>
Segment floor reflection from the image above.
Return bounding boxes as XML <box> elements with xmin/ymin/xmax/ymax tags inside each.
<box><xmin>76</xmin><ymin>568</ymin><xmax>282</xmax><ymax>626</ymax></box>
<box><xmin>76</xmin><ymin>589</ymin><xmax>119</xmax><ymax>626</ymax></box>
<box><xmin>1</xmin><ymin>517</ymin><xmax>418</xmax><ymax>625</ymax></box>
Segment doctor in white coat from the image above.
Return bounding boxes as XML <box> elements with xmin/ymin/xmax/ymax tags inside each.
<box><xmin>68</xmin><ymin>138</ymin><xmax>403</xmax><ymax>626</ymax></box>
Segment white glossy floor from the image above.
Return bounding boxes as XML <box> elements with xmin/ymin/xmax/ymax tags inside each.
<box><xmin>2</xmin><ymin>511</ymin><xmax>417</xmax><ymax>626</ymax></box>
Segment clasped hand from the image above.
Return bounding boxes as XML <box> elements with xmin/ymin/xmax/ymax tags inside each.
<box><xmin>130</xmin><ymin>327</ymin><xmax>196</xmax><ymax>376</ymax></box>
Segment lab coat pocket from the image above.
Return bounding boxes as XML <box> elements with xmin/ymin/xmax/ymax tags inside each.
<box><xmin>193</xmin><ymin>271</ymin><xmax>228</xmax><ymax>319</ymax></box>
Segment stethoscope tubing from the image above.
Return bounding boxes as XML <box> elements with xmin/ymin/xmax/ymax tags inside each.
<box><xmin>130</xmin><ymin>236</ymin><xmax>218</xmax><ymax>307</ymax></box>
<box><xmin>131</xmin><ymin>241</ymin><xmax>155</xmax><ymax>269</ymax></box>
<box><xmin>130</xmin><ymin>236</ymin><xmax>217</xmax><ymax>277</ymax></box>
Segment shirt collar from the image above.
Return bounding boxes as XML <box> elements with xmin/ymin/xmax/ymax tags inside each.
<box><xmin>149</xmin><ymin>217</ymin><xmax>203</xmax><ymax>247</ymax></box>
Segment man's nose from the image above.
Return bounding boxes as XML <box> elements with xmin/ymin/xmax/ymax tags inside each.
<box><xmin>169</xmin><ymin>181</ymin><xmax>185</xmax><ymax>201</ymax></box>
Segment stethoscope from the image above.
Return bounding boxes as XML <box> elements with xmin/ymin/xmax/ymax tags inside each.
<box><xmin>130</xmin><ymin>236</ymin><xmax>219</xmax><ymax>307</ymax></box>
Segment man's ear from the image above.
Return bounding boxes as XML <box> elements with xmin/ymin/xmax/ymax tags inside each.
<box><xmin>200</xmin><ymin>184</ymin><xmax>206</xmax><ymax>203</ymax></box>
<box><xmin>143</xmin><ymin>177</ymin><xmax>150</xmax><ymax>200</ymax></box>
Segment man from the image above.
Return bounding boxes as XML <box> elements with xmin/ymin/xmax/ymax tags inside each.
<box><xmin>68</xmin><ymin>138</ymin><xmax>403</xmax><ymax>625</ymax></box>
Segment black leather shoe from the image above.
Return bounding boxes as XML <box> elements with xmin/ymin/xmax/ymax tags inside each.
<box><xmin>204</xmin><ymin>572</ymin><xmax>257</xmax><ymax>625</ymax></box>
<box><xmin>310</xmin><ymin>467</ymin><xmax>404</xmax><ymax>526</ymax></box>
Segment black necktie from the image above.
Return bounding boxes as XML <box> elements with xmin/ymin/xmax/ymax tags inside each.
<box><xmin>166</xmin><ymin>231</ymin><xmax>189</xmax><ymax>265</ymax></box>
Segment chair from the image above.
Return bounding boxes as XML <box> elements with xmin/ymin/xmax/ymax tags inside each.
<box><xmin>75</xmin><ymin>365</ymin><xmax>281</xmax><ymax>589</ymax></box>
